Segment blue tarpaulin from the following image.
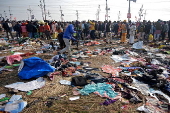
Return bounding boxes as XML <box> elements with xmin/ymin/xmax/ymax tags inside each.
<box><xmin>18</xmin><ymin>57</ymin><xmax>55</xmax><ymax>79</ymax></box>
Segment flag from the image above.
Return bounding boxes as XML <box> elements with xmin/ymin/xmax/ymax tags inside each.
<box><xmin>14</xmin><ymin>17</ymin><xmax>16</xmax><ymax>20</ymax></box>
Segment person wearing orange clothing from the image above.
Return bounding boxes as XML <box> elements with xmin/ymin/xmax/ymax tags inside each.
<box><xmin>44</xmin><ymin>22</ymin><xmax>51</xmax><ymax>40</ymax></box>
<box><xmin>39</xmin><ymin>24</ymin><xmax>44</xmax><ymax>39</ymax></box>
<box><xmin>89</xmin><ymin>20</ymin><xmax>96</xmax><ymax>40</ymax></box>
<box><xmin>120</xmin><ymin>20</ymin><xmax>127</xmax><ymax>43</ymax></box>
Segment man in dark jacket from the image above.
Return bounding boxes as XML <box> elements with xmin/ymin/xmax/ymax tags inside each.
<box><xmin>13</xmin><ymin>22</ymin><xmax>21</xmax><ymax>38</ymax></box>
<box><xmin>168</xmin><ymin>21</ymin><xmax>170</xmax><ymax>41</ymax></box>
<box><xmin>113</xmin><ymin>21</ymin><xmax>119</xmax><ymax>38</ymax></box>
<box><xmin>2</xmin><ymin>21</ymin><xmax>13</xmax><ymax>39</ymax></box>
<box><xmin>144</xmin><ymin>21</ymin><xmax>151</xmax><ymax>41</ymax></box>
<box><xmin>98</xmin><ymin>21</ymin><xmax>103</xmax><ymax>38</ymax></box>
<box><xmin>26</xmin><ymin>21</ymin><xmax>33</xmax><ymax>38</ymax></box>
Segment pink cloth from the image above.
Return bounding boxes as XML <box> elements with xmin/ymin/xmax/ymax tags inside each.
<box><xmin>21</xmin><ymin>26</ymin><xmax>27</xmax><ymax>32</ymax></box>
<box><xmin>6</xmin><ymin>55</ymin><xmax>22</xmax><ymax>65</ymax></box>
<box><xmin>101</xmin><ymin>65</ymin><xmax>122</xmax><ymax>76</ymax></box>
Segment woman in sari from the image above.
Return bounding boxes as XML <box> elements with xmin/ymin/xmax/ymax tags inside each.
<box><xmin>120</xmin><ymin>20</ymin><xmax>127</xmax><ymax>43</ymax></box>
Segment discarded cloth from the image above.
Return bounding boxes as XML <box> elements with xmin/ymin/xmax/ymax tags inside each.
<box><xmin>18</xmin><ymin>57</ymin><xmax>55</xmax><ymax>79</ymax></box>
<box><xmin>5</xmin><ymin>77</ymin><xmax>45</xmax><ymax>92</ymax></box>
<box><xmin>6</xmin><ymin>55</ymin><xmax>22</xmax><ymax>65</ymax></box>
<box><xmin>79</xmin><ymin>83</ymin><xmax>118</xmax><ymax>99</ymax></box>
<box><xmin>0</xmin><ymin>95</ymin><xmax>27</xmax><ymax>113</ymax></box>
<box><xmin>101</xmin><ymin>65</ymin><xmax>122</xmax><ymax>76</ymax></box>
<box><xmin>132</xmin><ymin>41</ymin><xmax>143</xmax><ymax>49</ymax></box>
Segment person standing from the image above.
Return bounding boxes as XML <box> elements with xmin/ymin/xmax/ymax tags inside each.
<box><xmin>129</xmin><ymin>22</ymin><xmax>136</xmax><ymax>44</ymax></box>
<box><xmin>21</xmin><ymin>23</ymin><xmax>28</xmax><ymax>37</ymax></box>
<box><xmin>39</xmin><ymin>24</ymin><xmax>45</xmax><ymax>39</ymax></box>
<box><xmin>113</xmin><ymin>21</ymin><xmax>119</xmax><ymax>38</ymax></box>
<box><xmin>120</xmin><ymin>20</ymin><xmax>127</xmax><ymax>43</ymax></box>
<box><xmin>89</xmin><ymin>20</ymin><xmax>96</xmax><ymax>40</ymax></box>
<box><xmin>105</xmin><ymin>21</ymin><xmax>112</xmax><ymax>44</ymax></box>
<box><xmin>2</xmin><ymin>20</ymin><xmax>13</xmax><ymax>39</ymax></box>
<box><xmin>137</xmin><ymin>22</ymin><xmax>145</xmax><ymax>40</ymax></box>
<box><xmin>44</xmin><ymin>22</ymin><xmax>51</xmax><ymax>40</ymax></box>
<box><xmin>161</xmin><ymin>21</ymin><xmax>169</xmax><ymax>41</ymax></box>
<box><xmin>13</xmin><ymin>22</ymin><xmax>21</xmax><ymax>38</ymax></box>
<box><xmin>154</xmin><ymin>20</ymin><xmax>161</xmax><ymax>41</ymax></box>
<box><xmin>168</xmin><ymin>21</ymin><xmax>170</xmax><ymax>41</ymax></box>
<box><xmin>59</xmin><ymin>24</ymin><xmax>76</xmax><ymax>57</ymax></box>
<box><xmin>26</xmin><ymin>21</ymin><xmax>33</xmax><ymax>38</ymax></box>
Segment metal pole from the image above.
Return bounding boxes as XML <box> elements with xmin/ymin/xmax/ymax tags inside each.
<box><xmin>128</xmin><ymin>0</ymin><xmax>130</xmax><ymax>22</ymax></box>
<box><xmin>76</xmin><ymin>10</ymin><xmax>78</xmax><ymax>21</ymax></box>
<box><xmin>38</xmin><ymin>0</ymin><xmax>44</xmax><ymax>20</ymax></box>
<box><xmin>43</xmin><ymin>0</ymin><xmax>46</xmax><ymax>20</ymax></box>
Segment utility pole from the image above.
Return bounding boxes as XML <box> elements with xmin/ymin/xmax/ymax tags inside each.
<box><xmin>96</xmin><ymin>5</ymin><xmax>101</xmax><ymax>21</ymax></box>
<box><xmin>128</xmin><ymin>0</ymin><xmax>130</xmax><ymax>22</ymax></box>
<box><xmin>27</xmin><ymin>6</ymin><xmax>33</xmax><ymax>21</ymax></box>
<box><xmin>48</xmin><ymin>10</ymin><xmax>52</xmax><ymax>20</ymax></box>
<box><xmin>60</xmin><ymin>6</ymin><xmax>64</xmax><ymax>22</ymax></box>
<box><xmin>127</xmin><ymin>0</ymin><xmax>137</xmax><ymax>22</ymax></box>
<box><xmin>38</xmin><ymin>0</ymin><xmax>44</xmax><ymax>20</ymax></box>
<box><xmin>105</xmin><ymin>0</ymin><xmax>110</xmax><ymax>21</ymax></box>
<box><xmin>9</xmin><ymin>6</ymin><xmax>13</xmax><ymax>21</ymax></box>
<box><xmin>76</xmin><ymin>10</ymin><xmax>79</xmax><ymax>21</ymax></box>
<box><xmin>143</xmin><ymin>10</ymin><xmax>147</xmax><ymax>20</ymax></box>
<box><xmin>105</xmin><ymin>0</ymin><xmax>108</xmax><ymax>21</ymax></box>
<box><xmin>118</xmin><ymin>11</ymin><xmax>121</xmax><ymax>21</ymax></box>
<box><xmin>4</xmin><ymin>11</ymin><xmax>7</xmax><ymax>20</ymax></box>
<box><xmin>138</xmin><ymin>5</ymin><xmax>144</xmax><ymax>21</ymax></box>
<box><xmin>43</xmin><ymin>0</ymin><xmax>46</xmax><ymax>20</ymax></box>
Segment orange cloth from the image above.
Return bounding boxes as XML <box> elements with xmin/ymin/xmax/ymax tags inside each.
<box><xmin>121</xmin><ymin>33</ymin><xmax>127</xmax><ymax>42</ymax></box>
<box><xmin>44</xmin><ymin>25</ymin><xmax>50</xmax><ymax>31</ymax></box>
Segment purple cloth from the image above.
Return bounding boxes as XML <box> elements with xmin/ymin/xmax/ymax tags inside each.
<box><xmin>100</xmin><ymin>99</ymin><xmax>117</xmax><ymax>106</ymax></box>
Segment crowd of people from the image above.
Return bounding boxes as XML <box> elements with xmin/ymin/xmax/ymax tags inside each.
<box><xmin>0</xmin><ymin>19</ymin><xmax>170</xmax><ymax>45</ymax></box>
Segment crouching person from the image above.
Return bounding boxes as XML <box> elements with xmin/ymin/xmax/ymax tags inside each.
<box><xmin>59</xmin><ymin>24</ymin><xmax>76</xmax><ymax>58</ymax></box>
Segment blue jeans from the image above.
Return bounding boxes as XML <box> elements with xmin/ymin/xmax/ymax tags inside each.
<box><xmin>28</xmin><ymin>32</ymin><xmax>33</xmax><ymax>38</ymax></box>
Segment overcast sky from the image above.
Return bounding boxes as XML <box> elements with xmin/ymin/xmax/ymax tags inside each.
<box><xmin>0</xmin><ymin>0</ymin><xmax>170</xmax><ymax>21</ymax></box>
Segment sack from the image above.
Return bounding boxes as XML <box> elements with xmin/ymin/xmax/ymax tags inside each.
<box><xmin>149</xmin><ymin>34</ymin><xmax>153</xmax><ymax>42</ymax></box>
<box><xmin>52</xmin><ymin>32</ymin><xmax>58</xmax><ymax>39</ymax></box>
<box><xmin>71</xmin><ymin>76</ymin><xmax>87</xmax><ymax>86</ymax></box>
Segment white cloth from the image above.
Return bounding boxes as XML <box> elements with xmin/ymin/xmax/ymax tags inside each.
<box><xmin>129</xmin><ymin>36</ymin><xmax>135</xmax><ymax>44</ymax></box>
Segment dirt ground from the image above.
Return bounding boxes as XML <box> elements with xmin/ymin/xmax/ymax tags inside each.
<box><xmin>0</xmin><ymin>33</ymin><xmax>148</xmax><ymax>113</ymax></box>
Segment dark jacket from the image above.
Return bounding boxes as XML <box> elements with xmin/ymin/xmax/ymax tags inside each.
<box><xmin>26</xmin><ymin>23</ymin><xmax>33</xmax><ymax>32</ymax></box>
<box><xmin>13</xmin><ymin>24</ymin><xmax>21</xmax><ymax>32</ymax></box>
<box><xmin>113</xmin><ymin>23</ymin><xmax>119</xmax><ymax>32</ymax></box>
<box><xmin>2</xmin><ymin>22</ymin><xmax>10</xmax><ymax>31</ymax></box>
<box><xmin>98</xmin><ymin>23</ymin><xmax>103</xmax><ymax>31</ymax></box>
<box><xmin>106</xmin><ymin>23</ymin><xmax>111</xmax><ymax>32</ymax></box>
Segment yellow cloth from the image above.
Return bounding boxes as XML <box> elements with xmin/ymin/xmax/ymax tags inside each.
<box><xmin>89</xmin><ymin>21</ymin><xmax>95</xmax><ymax>30</ymax></box>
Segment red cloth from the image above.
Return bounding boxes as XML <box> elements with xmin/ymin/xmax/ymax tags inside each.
<box><xmin>39</xmin><ymin>26</ymin><xmax>45</xmax><ymax>32</ymax></box>
<box><xmin>6</xmin><ymin>55</ymin><xmax>22</xmax><ymax>65</ymax></box>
